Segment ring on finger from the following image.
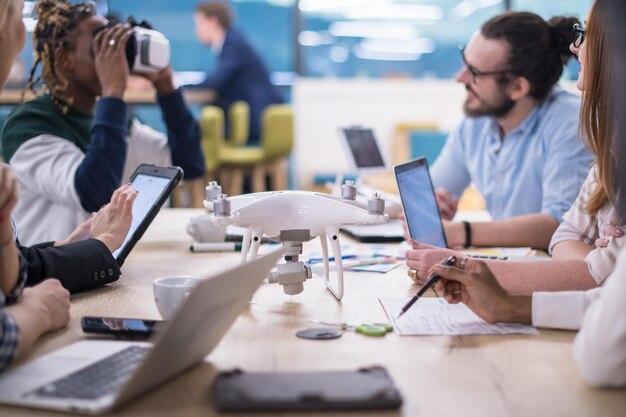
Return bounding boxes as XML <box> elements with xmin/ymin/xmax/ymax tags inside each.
<box><xmin>408</xmin><ymin>268</ymin><xmax>418</xmax><ymax>280</ymax></box>
<box><xmin>108</xmin><ymin>39</ymin><xmax>116</xmax><ymax>47</ymax></box>
<box><xmin>460</xmin><ymin>256</ymin><xmax>468</xmax><ymax>270</ymax></box>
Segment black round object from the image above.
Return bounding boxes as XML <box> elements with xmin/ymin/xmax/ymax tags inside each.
<box><xmin>296</xmin><ymin>328</ymin><xmax>342</xmax><ymax>340</ymax></box>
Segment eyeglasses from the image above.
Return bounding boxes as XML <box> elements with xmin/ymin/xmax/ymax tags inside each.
<box><xmin>572</xmin><ymin>23</ymin><xmax>586</xmax><ymax>48</ymax></box>
<box><xmin>459</xmin><ymin>46</ymin><xmax>514</xmax><ymax>83</ymax></box>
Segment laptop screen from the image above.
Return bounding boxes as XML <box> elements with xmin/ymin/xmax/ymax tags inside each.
<box><xmin>342</xmin><ymin>127</ymin><xmax>385</xmax><ymax>170</ymax></box>
<box><xmin>394</xmin><ymin>157</ymin><xmax>448</xmax><ymax>248</ymax></box>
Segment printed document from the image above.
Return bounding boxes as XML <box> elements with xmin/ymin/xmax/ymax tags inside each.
<box><xmin>380</xmin><ymin>297</ymin><xmax>538</xmax><ymax>336</ymax></box>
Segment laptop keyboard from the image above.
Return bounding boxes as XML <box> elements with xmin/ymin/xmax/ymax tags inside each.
<box><xmin>28</xmin><ymin>346</ymin><xmax>150</xmax><ymax>400</ymax></box>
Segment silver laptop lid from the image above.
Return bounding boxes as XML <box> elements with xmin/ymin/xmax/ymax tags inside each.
<box><xmin>114</xmin><ymin>248</ymin><xmax>284</xmax><ymax>407</ymax></box>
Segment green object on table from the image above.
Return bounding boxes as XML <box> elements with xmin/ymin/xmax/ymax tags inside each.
<box><xmin>310</xmin><ymin>321</ymin><xmax>393</xmax><ymax>337</ymax></box>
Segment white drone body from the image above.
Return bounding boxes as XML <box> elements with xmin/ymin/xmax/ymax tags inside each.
<box><xmin>203</xmin><ymin>182</ymin><xmax>388</xmax><ymax>300</ymax></box>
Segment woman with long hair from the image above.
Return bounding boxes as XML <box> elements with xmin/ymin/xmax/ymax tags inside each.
<box><xmin>429</xmin><ymin>0</ymin><xmax>626</xmax><ymax>387</ymax></box>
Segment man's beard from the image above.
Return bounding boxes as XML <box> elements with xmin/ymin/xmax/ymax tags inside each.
<box><xmin>463</xmin><ymin>85</ymin><xmax>515</xmax><ymax>118</ymax></box>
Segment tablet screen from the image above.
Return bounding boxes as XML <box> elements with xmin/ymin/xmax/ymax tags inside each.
<box><xmin>342</xmin><ymin>128</ymin><xmax>385</xmax><ymax>169</ymax></box>
<box><xmin>113</xmin><ymin>174</ymin><xmax>172</xmax><ymax>259</ymax></box>
<box><xmin>394</xmin><ymin>158</ymin><xmax>447</xmax><ymax>248</ymax></box>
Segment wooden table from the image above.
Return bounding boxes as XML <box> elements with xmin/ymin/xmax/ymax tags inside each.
<box><xmin>2</xmin><ymin>208</ymin><xmax>625</xmax><ymax>416</ymax></box>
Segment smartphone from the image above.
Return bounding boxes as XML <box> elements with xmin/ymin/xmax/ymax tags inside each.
<box><xmin>113</xmin><ymin>164</ymin><xmax>184</xmax><ymax>265</ymax></box>
<box><xmin>81</xmin><ymin>316</ymin><xmax>161</xmax><ymax>338</ymax></box>
<box><xmin>394</xmin><ymin>157</ymin><xmax>448</xmax><ymax>248</ymax></box>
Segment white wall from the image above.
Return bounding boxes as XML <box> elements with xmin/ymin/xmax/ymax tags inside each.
<box><xmin>292</xmin><ymin>78</ymin><xmax>466</xmax><ymax>189</ymax></box>
<box><xmin>292</xmin><ymin>78</ymin><xmax>579</xmax><ymax>190</ymax></box>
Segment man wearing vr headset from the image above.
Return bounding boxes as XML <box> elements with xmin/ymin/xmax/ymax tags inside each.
<box><xmin>1</xmin><ymin>1</ymin><xmax>206</xmax><ymax>245</ymax></box>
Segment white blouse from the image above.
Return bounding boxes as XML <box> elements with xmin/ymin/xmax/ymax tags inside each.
<box><xmin>532</xmin><ymin>248</ymin><xmax>626</xmax><ymax>387</ymax></box>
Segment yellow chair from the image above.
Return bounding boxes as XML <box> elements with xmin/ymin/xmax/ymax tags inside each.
<box><xmin>199</xmin><ymin>104</ymin><xmax>294</xmax><ymax>196</ymax></box>
<box><xmin>259</xmin><ymin>104</ymin><xmax>294</xmax><ymax>191</ymax></box>
<box><xmin>227</xmin><ymin>100</ymin><xmax>250</xmax><ymax>147</ymax></box>
<box><xmin>170</xmin><ymin>110</ymin><xmax>223</xmax><ymax>208</ymax></box>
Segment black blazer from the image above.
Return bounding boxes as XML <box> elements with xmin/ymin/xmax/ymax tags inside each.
<box><xmin>18</xmin><ymin>239</ymin><xmax>121</xmax><ymax>294</ymax></box>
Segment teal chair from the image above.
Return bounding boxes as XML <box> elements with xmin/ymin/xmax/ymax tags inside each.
<box><xmin>408</xmin><ymin>130</ymin><xmax>448</xmax><ymax>165</ymax></box>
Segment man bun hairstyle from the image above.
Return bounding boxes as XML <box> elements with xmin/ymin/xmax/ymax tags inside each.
<box><xmin>481</xmin><ymin>12</ymin><xmax>580</xmax><ymax>101</ymax></box>
<box><xmin>196</xmin><ymin>2</ymin><xmax>233</xmax><ymax>30</ymax></box>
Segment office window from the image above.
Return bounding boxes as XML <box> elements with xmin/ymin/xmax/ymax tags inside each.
<box><xmin>511</xmin><ymin>0</ymin><xmax>593</xmax><ymax>79</ymax></box>
<box><xmin>298</xmin><ymin>0</ymin><xmax>594</xmax><ymax>79</ymax></box>
<box><xmin>299</xmin><ymin>0</ymin><xmax>504</xmax><ymax>78</ymax></box>
<box><xmin>511</xmin><ymin>0</ymin><xmax>593</xmax><ymax>19</ymax></box>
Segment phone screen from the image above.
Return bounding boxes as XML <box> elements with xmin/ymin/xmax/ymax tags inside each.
<box><xmin>81</xmin><ymin>316</ymin><xmax>160</xmax><ymax>337</ymax></box>
<box><xmin>395</xmin><ymin>158</ymin><xmax>448</xmax><ymax>248</ymax></box>
<box><xmin>113</xmin><ymin>173</ymin><xmax>172</xmax><ymax>259</ymax></box>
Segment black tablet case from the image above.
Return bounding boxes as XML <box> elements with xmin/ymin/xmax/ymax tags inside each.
<box><xmin>212</xmin><ymin>366</ymin><xmax>403</xmax><ymax>412</ymax></box>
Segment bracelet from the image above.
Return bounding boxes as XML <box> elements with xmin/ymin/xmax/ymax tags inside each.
<box><xmin>462</xmin><ymin>221</ymin><xmax>472</xmax><ymax>248</ymax></box>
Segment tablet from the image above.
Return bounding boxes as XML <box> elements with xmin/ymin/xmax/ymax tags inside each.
<box><xmin>341</xmin><ymin>127</ymin><xmax>386</xmax><ymax>172</ymax></box>
<box><xmin>113</xmin><ymin>164</ymin><xmax>184</xmax><ymax>265</ymax></box>
<box><xmin>394</xmin><ymin>157</ymin><xmax>447</xmax><ymax>248</ymax></box>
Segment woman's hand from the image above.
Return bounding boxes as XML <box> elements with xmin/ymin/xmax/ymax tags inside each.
<box><xmin>432</xmin><ymin>257</ymin><xmax>532</xmax><ymax>324</ymax></box>
<box><xmin>90</xmin><ymin>184</ymin><xmax>137</xmax><ymax>253</ymax></box>
<box><xmin>55</xmin><ymin>218</ymin><xmax>92</xmax><ymax>247</ymax></box>
<box><xmin>594</xmin><ymin>222</ymin><xmax>624</xmax><ymax>248</ymax></box>
<box><xmin>405</xmin><ymin>240</ymin><xmax>460</xmax><ymax>284</ymax></box>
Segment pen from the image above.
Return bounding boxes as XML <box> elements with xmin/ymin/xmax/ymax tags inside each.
<box><xmin>190</xmin><ymin>242</ymin><xmax>242</xmax><ymax>252</ymax></box>
<box><xmin>396</xmin><ymin>255</ymin><xmax>456</xmax><ymax>319</ymax></box>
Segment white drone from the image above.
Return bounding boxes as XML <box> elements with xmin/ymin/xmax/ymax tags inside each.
<box><xmin>202</xmin><ymin>181</ymin><xmax>388</xmax><ymax>300</ymax></box>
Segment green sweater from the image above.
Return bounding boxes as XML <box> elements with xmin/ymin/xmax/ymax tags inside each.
<box><xmin>1</xmin><ymin>94</ymin><xmax>92</xmax><ymax>162</ymax></box>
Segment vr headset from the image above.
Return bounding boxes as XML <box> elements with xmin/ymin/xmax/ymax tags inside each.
<box><xmin>93</xmin><ymin>17</ymin><xmax>170</xmax><ymax>74</ymax></box>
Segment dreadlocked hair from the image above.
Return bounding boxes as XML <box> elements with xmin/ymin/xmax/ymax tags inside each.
<box><xmin>24</xmin><ymin>0</ymin><xmax>95</xmax><ymax>113</ymax></box>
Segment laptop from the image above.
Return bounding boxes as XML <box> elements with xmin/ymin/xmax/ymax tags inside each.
<box><xmin>339</xmin><ymin>127</ymin><xmax>404</xmax><ymax>242</ymax></box>
<box><xmin>340</xmin><ymin>127</ymin><xmax>387</xmax><ymax>172</ymax></box>
<box><xmin>0</xmin><ymin>249</ymin><xmax>284</xmax><ymax>414</ymax></box>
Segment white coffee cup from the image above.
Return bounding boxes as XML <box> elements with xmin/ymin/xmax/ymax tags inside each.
<box><xmin>186</xmin><ymin>214</ymin><xmax>227</xmax><ymax>243</ymax></box>
<box><xmin>153</xmin><ymin>276</ymin><xmax>203</xmax><ymax>320</ymax></box>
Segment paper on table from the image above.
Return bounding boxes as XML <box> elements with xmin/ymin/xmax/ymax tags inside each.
<box><xmin>379</xmin><ymin>297</ymin><xmax>538</xmax><ymax>336</ymax></box>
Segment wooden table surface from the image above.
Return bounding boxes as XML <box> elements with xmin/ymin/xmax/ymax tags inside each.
<box><xmin>1</xmin><ymin>208</ymin><xmax>624</xmax><ymax>417</ymax></box>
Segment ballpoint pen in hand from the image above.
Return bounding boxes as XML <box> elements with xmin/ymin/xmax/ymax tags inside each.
<box><xmin>396</xmin><ymin>255</ymin><xmax>457</xmax><ymax>319</ymax></box>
